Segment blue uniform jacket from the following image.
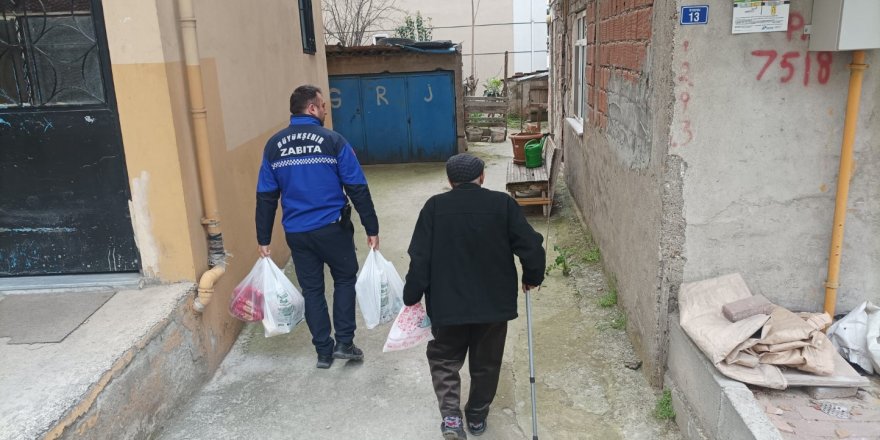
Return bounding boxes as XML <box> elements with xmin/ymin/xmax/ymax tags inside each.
<box><xmin>256</xmin><ymin>115</ymin><xmax>378</xmax><ymax>244</ymax></box>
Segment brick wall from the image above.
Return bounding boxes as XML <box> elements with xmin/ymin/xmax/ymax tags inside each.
<box><xmin>549</xmin><ymin>0</ymin><xmax>677</xmax><ymax>386</ymax></box>
<box><xmin>585</xmin><ymin>0</ymin><xmax>653</xmax><ymax>128</ymax></box>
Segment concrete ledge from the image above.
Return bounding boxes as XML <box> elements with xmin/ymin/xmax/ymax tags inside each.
<box><xmin>666</xmin><ymin>315</ymin><xmax>783</xmax><ymax>440</ymax></box>
<box><xmin>0</xmin><ymin>273</ymin><xmax>143</xmax><ymax>293</ymax></box>
<box><xmin>0</xmin><ymin>283</ymin><xmax>216</xmax><ymax>440</ymax></box>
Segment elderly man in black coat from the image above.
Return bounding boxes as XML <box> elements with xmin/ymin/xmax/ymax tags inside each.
<box><xmin>403</xmin><ymin>153</ymin><xmax>546</xmax><ymax>440</ymax></box>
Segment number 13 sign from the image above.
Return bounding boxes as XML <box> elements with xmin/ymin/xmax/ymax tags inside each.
<box><xmin>681</xmin><ymin>5</ymin><xmax>709</xmax><ymax>25</ymax></box>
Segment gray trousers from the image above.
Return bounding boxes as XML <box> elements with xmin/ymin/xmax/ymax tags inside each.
<box><xmin>426</xmin><ymin>321</ymin><xmax>508</xmax><ymax>422</ymax></box>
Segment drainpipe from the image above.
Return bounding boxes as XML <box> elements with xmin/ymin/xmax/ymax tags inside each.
<box><xmin>176</xmin><ymin>0</ymin><xmax>227</xmax><ymax>312</ymax></box>
<box><xmin>823</xmin><ymin>50</ymin><xmax>868</xmax><ymax>320</ymax></box>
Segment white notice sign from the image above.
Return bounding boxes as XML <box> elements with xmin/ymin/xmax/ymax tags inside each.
<box><xmin>732</xmin><ymin>1</ymin><xmax>790</xmax><ymax>34</ymax></box>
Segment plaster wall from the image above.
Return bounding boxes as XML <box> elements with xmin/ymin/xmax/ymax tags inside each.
<box><xmin>550</xmin><ymin>0</ymin><xmax>679</xmax><ymax>385</ymax></box>
<box><xmin>104</xmin><ymin>0</ymin><xmax>330</xmax><ymax>369</ymax></box>
<box><xmin>671</xmin><ymin>0</ymin><xmax>880</xmax><ymax>312</ymax></box>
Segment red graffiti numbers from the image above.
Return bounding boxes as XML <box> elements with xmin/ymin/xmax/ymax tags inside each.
<box><xmin>674</xmin><ymin>40</ymin><xmax>695</xmax><ymax>148</ymax></box>
<box><xmin>680</xmin><ymin>92</ymin><xmax>690</xmax><ymax>112</ymax></box>
<box><xmin>677</xmin><ymin>62</ymin><xmax>694</xmax><ymax>86</ymax></box>
<box><xmin>817</xmin><ymin>52</ymin><xmax>832</xmax><ymax>85</ymax></box>
<box><xmin>787</xmin><ymin>12</ymin><xmax>807</xmax><ymax>42</ymax></box>
<box><xmin>752</xmin><ymin>50</ymin><xmax>777</xmax><ymax>81</ymax></box>
<box><xmin>779</xmin><ymin>51</ymin><xmax>800</xmax><ymax>83</ymax></box>
<box><xmin>803</xmin><ymin>51</ymin><xmax>812</xmax><ymax>86</ymax></box>
<box><xmin>679</xmin><ymin>121</ymin><xmax>693</xmax><ymax>146</ymax></box>
<box><xmin>751</xmin><ymin>50</ymin><xmax>833</xmax><ymax>86</ymax></box>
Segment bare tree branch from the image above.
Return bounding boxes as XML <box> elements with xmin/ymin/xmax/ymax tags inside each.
<box><xmin>322</xmin><ymin>0</ymin><xmax>400</xmax><ymax>47</ymax></box>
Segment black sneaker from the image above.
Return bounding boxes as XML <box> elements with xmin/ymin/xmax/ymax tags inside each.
<box><xmin>441</xmin><ymin>416</ymin><xmax>467</xmax><ymax>439</ymax></box>
<box><xmin>333</xmin><ymin>342</ymin><xmax>364</xmax><ymax>360</ymax></box>
<box><xmin>466</xmin><ymin>419</ymin><xmax>486</xmax><ymax>436</ymax></box>
<box><xmin>316</xmin><ymin>354</ymin><xmax>334</xmax><ymax>369</ymax></box>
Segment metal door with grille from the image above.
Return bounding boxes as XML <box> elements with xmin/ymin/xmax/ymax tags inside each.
<box><xmin>0</xmin><ymin>0</ymin><xmax>140</xmax><ymax>276</ymax></box>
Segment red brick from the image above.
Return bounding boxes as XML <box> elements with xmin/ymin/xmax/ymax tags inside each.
<box><xmin>599</xmin><ymin>1</ymin><xmax>611</xmax><ymax>19</ymax></box>
<box><xmin>618</xmin><ymin>11</ymin><xmax>633</xmax><ymax>40</ymax></box>
<box><xmin>622</xmin><ymin>70</ymin><xmax>640</xmax><ymax>83</ymax></box>
<box><xmin>636</xmin><ymin>8</ymin><xmax>653</xmax><ymax>40</ymax></box>
<box><xmin>599</xmin><ymin>23</ymin><xmax>610</xmax><ymax>41</ymax></box>
<box><xmin>598</xmin><ymin>90</ymin><xmax>608</xmax><ymax>113</ymax></box>
<box><xmin>607</xmin><ymin>42</ymin><xmax>646</xmax><ymax>71</ymax></box>
<box><xmin>634</xmin><ymin>43</ymin><xmax>647</xmax><ymax>70</ymax></box>
<box><xmin>600</xmin><ymin>67</ymin><xmax>611</xmax><ymax>89</ymax></box>
<box><xmin>608</xmin><ymin>17</ymin><xmax>626</xmax><ymax>41</ymax></box>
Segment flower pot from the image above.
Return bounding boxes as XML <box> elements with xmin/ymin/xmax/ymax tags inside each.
<box><xmin>509</xmin><ymin>132</ymin><xmax>543</xmax><ymax>165</ymax></box>
<box><xmin>466</xmin><ymin>127</ymin><xmax>483</xmax><ymax>142</ymax></box>
<box><xmin>489</xmin><ymin>127</ymin><xmax>507</xmax><ymax>143</ymax></box>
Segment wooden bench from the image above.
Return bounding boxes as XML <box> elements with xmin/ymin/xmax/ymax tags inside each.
<box><xmin>505</xmin><ymin>136</ymin><xmax>562</xmax><ymax>216</ymax></box>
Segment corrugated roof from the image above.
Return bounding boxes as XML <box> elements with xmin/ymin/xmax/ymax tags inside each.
<box><xmin>325</xmin><ymin>43</ymin><xmax>459</xmax><ymax>57</ymax></box>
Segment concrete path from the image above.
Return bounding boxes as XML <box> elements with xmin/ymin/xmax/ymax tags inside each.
<box><xmin>154</xmin><ymin>142</ymin><xmax>681</xmax><ymax>440</ymax></box>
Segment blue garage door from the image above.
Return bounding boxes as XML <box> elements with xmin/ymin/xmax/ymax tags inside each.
<box><xmin>329</xmin><ymin>71</ymin><xmax>457</xmax><ymax>165</ymax></box>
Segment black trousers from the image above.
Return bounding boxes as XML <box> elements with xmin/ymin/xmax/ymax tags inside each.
<box><xmin>285</xmin><ymin>222</ymin><xmax>358</xmax><ymax>356</ymax></box>
<box><xmin>426</xmin><ymin>321</ymin><xmax>508</xmax><ymax>422</ymax></box>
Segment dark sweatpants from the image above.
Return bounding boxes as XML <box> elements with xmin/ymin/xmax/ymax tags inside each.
<box><xmin>285</xmin><ymin>222</ymin><xmax>358</xmax><ymax>356</ymax></box>
<box><xmin>426</xmin><ymin>321</ymin><xmax>508</xmax><ymax>422</ymax></box>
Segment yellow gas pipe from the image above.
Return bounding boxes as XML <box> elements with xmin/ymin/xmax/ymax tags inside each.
<box><xmin>176</xmin><ymin>0</ymin><xmax>227</xmax><ymax>312</ymax></box>
<box><xmin>823</xmin><ymin>50</ymin><xmax>868</xmax><ymax>320</ymax></box>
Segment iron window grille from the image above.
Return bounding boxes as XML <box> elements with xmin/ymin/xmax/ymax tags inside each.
<box><xmin>0</xmin><ymin>0</ymin><xmax>106</xmax><ymax>109</ymax></box>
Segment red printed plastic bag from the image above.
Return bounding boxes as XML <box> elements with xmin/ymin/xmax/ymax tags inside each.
<box><xmin>229</xmin><ymin>259</ymin><xmax>268</xmax><ymax>322</ymax></box>
<box><xmin>383</xmin><ymin>303</ymin><xmax>433</xmax><ymax>352</ymax></box>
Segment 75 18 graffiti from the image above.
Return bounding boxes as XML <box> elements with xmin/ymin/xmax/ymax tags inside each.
<box><xmin>751</xmin><ymin>50</ymin><xmax>833</xmax><ymax>86</ymax></box>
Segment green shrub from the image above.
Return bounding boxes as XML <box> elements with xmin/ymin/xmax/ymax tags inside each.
<box><xmin>598</xmin><ymin>282</ymin><xmax>617</xmax><ymax>308</ymax></box>
<box><xmin>583</xmin><ymin>247</ymin><xmax>601</xmax><ymax>263</ymax></box>
<box><xmin>545</xmin><ymin>245</ymin><xmax>572</xmax><ymax>277</ymax></box>
<box><xmin>394</xmin><ymin>12</ymin><xmax>433</xmax><ymax>42</ymax></box>
<box><xmin>654</xmin><ymin>389</ymin><xmax>675</xmax><ymax>421</ymax></box>
<box><xmin>483</xmin><ymin>77</ymin><xmax>503</xmax><ymax>97</ymax></box>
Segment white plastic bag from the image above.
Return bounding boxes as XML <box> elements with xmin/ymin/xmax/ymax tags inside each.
<box><xmin>259</xmin><ymin>258</ymin><xmax>305</xmax><ymax>338</ymax></box>
<box><xmin>355</xmin><ymin>249</ymin><xmax>404</xmax><ymax>329</ymax></box>
<box><xmin>827</xmin><ymin>301</ymin><xmax>880</xmax><ymax>374</ymax></box>
<box><xmin>383</xmin><ymin>303</ymin><xmax>434</xmax><ymax>352</ymax></box>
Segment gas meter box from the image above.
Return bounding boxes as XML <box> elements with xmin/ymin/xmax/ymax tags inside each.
<box><xmin>809</xmin><ymin>0</ymin><xmax>880</xmax><ymax>51</ymax></box>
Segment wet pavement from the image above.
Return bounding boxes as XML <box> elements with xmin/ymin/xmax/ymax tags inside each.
<box><xmin>153</xmin><ymin>141</ymin><xmax>681</xmax><ymax>440</ymax></box>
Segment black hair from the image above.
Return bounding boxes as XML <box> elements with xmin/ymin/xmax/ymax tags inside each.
<box><xmin>290</xmin><ymin>85</ymin><xmax>322</xmax><ymax>114</ymax></box>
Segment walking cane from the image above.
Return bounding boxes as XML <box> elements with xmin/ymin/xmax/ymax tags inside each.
<box><xmin>525</xmin><ymin>288</ymin><xmax>539</xmax><ymax>440</ymax></box>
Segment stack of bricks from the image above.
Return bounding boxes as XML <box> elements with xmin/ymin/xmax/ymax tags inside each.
<box><xmin>584</xmin><ymin>0</ymin><xmax>653</xmax><ymax>128</ymax></box>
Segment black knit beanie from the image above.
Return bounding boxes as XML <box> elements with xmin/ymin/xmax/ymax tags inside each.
<box><xmin>446</xmin><ymin>154</ymin><xmax>485</xmax><ymax>184</ymax></box>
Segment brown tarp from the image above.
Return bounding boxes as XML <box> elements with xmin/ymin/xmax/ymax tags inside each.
<box><xmin>680</xmin><ymin>273</ymin><xmax>835</xmax><ymax>389</ymax></box>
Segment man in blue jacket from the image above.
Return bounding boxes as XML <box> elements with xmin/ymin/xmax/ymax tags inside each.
<box><xmin>256</xmin><ymin>85</ymin><xmax>379</xmax><ymax>369</ymax></box>
<box><xmin>403</xmin><ymin>154</ymin><xmax>545</xmax><ymax>439</ymax></box>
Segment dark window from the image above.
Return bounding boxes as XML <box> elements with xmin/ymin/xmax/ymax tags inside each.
<box><xmin>0</xmin><ymin>0</ymin><xmax>105</xmax><ymax>108</ymax></box>
<box><xmin>298</xmin><ymin>0</ymin><xmax>316</xmax><ymax>54</ymax></box>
